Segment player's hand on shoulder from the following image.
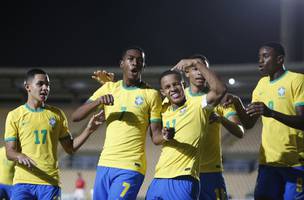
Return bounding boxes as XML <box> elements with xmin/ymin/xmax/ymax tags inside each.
<box><xmin>246</xmin><ymin>102</ymin><xmax>272</xmax><ymax>117</ymax></box>
<box><xmin>16</xmin><ymin>154</ymin><xmax>37</xmax><ymax>169</ymax></box>
<box><xmin>92</xmin><ymin>70</ymin><xmax>115</xmax><ymax>85</ymax></box>
<box><xmin>98</xmin><ymin>94</ymin><xmax>114</xmax><ymax>105</ymax></box>
<box><xmin>162</xmin><ymin>127</ymin><xmax>175</xmax><ymax>142</ymax></box>
<box><xmin>87</xmin><ymin>110</ymin><xmax>105</xmax><ymax>132</ymax></box>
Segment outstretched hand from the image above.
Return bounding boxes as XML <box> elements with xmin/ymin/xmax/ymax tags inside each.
<box><xmin>92</xmin><ymin>70</ymin><xmax>115</xmax><ymax>85</ymax></box>
<box><xmin>87</xmin><ymin>110</ymin><xmax>106</xmax><ymax>132</ymax></box>
<box><xmin>246</xmin><ymin>102</ymin><xmax>273</xmax><ymax>117</ymax></box>
<box><xmin>222</xmin><ymin>93</ymin><xmax>239</xmax><ymax>108</ymax></box>
<box><xmin>162</xmin><ymin>127</ymin><xmax>175</xmax><ymax>141</ymax></box>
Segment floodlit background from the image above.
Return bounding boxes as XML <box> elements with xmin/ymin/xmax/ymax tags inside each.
<box><xmin>0</xmin><ymin>0</ymin><xmax>304</xmax><ymax>199</ymax></box>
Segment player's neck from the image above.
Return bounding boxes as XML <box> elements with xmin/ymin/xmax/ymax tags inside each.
<box><xmin>123</xmin><ymin>78</ymin><xmax>141</xmax><ymax>87</ymax></box>
<box><xmin>171</xmin><ymin>98</ymin><xmax>186</xmax><ymax>110</ymax></box>
<box><xmin>26</xmin><ymin>99</ymin><xmax>45</xmax><ymax>110</ymax></box>
<box><xmin>269</xmin><ymin>67</ymin><xmax>286</xmax><ymax>81</ymax></box>
<box><xmin>190</xmin><ymin>84</ymin><xmax>204</xmax><ymax>94</ymax></box>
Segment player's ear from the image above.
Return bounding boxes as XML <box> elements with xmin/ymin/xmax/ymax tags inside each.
<box><xmin>24</xmin><ymin>81</ymin><xmax>30</xmax><ymax>92</ymax></box>
<box><xmin>277</xmin><ymin>55</ymin><xmax>284</xmax><ymax>65</ymax></box>
<box><xmin>119</xmin><ymin>59</ymin><xmax>123</xmax><ymax>69</ymax></box>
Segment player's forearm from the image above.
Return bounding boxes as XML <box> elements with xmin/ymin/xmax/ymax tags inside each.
<box><xmin>220</xmin><ymin>118</ymin><xmax>244</xmax><ymax>138</ymax></box>
<box><xmin>71</xmin><ymin>128</ymin><xmax>93</xmax><ymax>153</ymax></box>
<box><xmin>5</xmin><ymin>144</ymin><xmax>23</xmax><ymax>161</ymax></box>
<box><xmin>72</xmin><ymin>100</ymin><xmax>100</xmax><ymax>122</ymax></box>
<box><xmin>269</xmin><ymin>110</ymin><xmax>304</xmax><ymax>131</ymax></box>
<box><xmin>233</xmin><ymin>97</ymin><xmax>257</xmax><ymax>129</ymax></box>
<box><xmin>197</xmin><ymin>62</ymin><xmax>227</xmax><ymax>105</ymax></box>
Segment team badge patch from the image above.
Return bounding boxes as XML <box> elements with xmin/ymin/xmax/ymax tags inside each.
<box><xmin>179</xmin><ymin>107</ymin><xmax>187</xmax><ymax>115</ymax></box>
<box><xmin>135</xmin><ymin>96</ymin><xmax>144</xmax><ymax>105</ymax></box>
<box><xmin>49</xmin><ymin>117</ymin><xmax>56</xmax><ymax>127</ymax></box>
<box><xmin>278</xmin><ymin>87</ymin><xmax>285</xmax><ymax>97</ymax></box>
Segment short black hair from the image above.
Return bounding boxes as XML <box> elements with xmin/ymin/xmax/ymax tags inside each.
<box><xmin>25</xmin><ymin>68</ymin><xmax>47</xmax><ymax>84</ymax></box>
<box><xmin>159</xmin><ymin>70</ymin><xmax>182</xmax><ymax>85</ymax></box>
<box><xmin>261</xmin><ymin>42</ymin><xmax>285</xmax><ymax>57</ymax></box>
<box><xmin>121</xmin><ymin>46</ymin><xmax>145</xmax><ymax>59</ymax></box>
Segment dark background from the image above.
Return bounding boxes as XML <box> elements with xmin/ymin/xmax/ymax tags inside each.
<box><xmin>0</xmin><ymin>0</ymin><xmax>285</xmax><ymax>67</ymax></box>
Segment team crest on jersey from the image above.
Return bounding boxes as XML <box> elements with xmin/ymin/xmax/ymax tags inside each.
<box><xmin>179</xmin><ymin>107</ymin><xmax>187</xmax><ymax>115</ymax></box>
<box><xmin>49</xmin><ymin>117</ymin><xmax>56</xmax><ymax>127</ymax></box>
<box><xmin>135</xmin><ymin>96</ymin><xmax>144</xmax><ymax>105</ymax></box>
<box><xmin>278</xmin><ymin>87</ymin><xmax>285</xmax><ymax>97</ymax></box>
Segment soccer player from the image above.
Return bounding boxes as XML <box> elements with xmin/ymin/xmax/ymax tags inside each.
<box><xmin>71</xmin><ymin>47</ymin><xmax>171</xmax><ymax>200</ymax></box>
<box><xmin>4</xmin><ymin>69</ymin><xmax>105</xmax><ymax>200</ymax></box>
<box><xmin>184</xmin><ymin>55</ymin><xmax>244</xmax><ymax>200</ymax></box>
<box><xmin>225</xmin><ymin>42</ymin><xmax>304</xmax><ymax>199</ymax></box>
<box><xmin>0</xmin><ymin>146</ymin><xmax>15</xmax><ymax>200</ymax></box>
<box><xmin>146</xmin><ymin>58</ymin><xmax>227</xmax><ymax>200</ymax></box>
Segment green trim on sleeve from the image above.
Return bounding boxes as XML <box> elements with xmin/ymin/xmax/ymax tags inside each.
<box><xmin>4</xmin><ymin>137</ymin><xmax>17</xmax><ymax>142</ymax></box>
<box><xmin>224</xmin><ymin>111</ymin><xmax>237</xmax><ymax>119</ymax></box>
<box><xmin>150</xmin><ymin>118</ymin><xmax>162</xmax><ymax>123</ymax></box>
<box><xmin>295</xmin><ymin>102</ymin><xmax>304</xmax><ymax>107</ymax></box>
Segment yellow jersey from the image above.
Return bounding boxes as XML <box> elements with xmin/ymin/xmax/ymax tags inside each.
<box><xmin>89</xmin><ymin>80</ymin><xmax>162</xmax><ymax>174</ymax></box>
<box><xmin>154</xmin><ymin>94</ymin><xmax>211</xmax><ymax>180</ymax></box>
<box><xmin>252</xmin><ymin>70</ymin><xmax>304</xmax><ymax>167</ymax></box>
<box><xmin>184</xmin><ymin>87</ymin><xmax>236</xmax><ymax>172</ymax></box>
<box><xmin>0</xmin><ymin>147</ymin><xmax>15</xmax><ymax>185</ymax></box>
<box><xmin>4</xmin><ymin>104</ymin><xmax>70</xmax><ymax>186</ymax></box>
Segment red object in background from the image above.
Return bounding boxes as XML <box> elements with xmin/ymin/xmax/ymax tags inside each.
<box><xmin>75</xmin><ymin>178</ymin><xmax>85</xmax><ymax>189</ymax></box>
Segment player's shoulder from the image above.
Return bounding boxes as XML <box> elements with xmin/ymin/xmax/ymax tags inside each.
<box><xmin>45</xmin><ymin>104</ymin><xmax>66</xmax><ymax>117</ymax></box>
<box><xmin>287</xmin><ymin>70</ymin><xmax>304</xmax><ymax>80</ymax></box>
<box><xmin>7</xmin><ymin>105</ymin><xmax>26</xmax><ymax>118</ymax></box>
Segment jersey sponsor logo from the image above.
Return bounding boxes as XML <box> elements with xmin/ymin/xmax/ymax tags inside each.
<box><xmin>49</xmin><ymin>117</ymin><xmax>56</xmax><ymax>127</ymax></box>
<box><xmin>278</xmin><ymin>87</ymin><xmax>286</xmax><ymax>97</ymax></box>
<box><xmin>135</xmin><ymin>96</ymin><xmax>144</xmax><ymax>106</ymax></box>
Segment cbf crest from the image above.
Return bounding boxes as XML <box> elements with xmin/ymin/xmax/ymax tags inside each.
<box><xmin>49</xmin><ymin>117</ymin><xmax>56</xmax><ymax>127</ymax></box>
<box><xmin>135</xmin><ymin>96</ymin><xmax>144</xmax><ymax>106</ymax></box>
<box><xmin>278</xmin><ymin>87</ymin><xmax>285</xmax><ymax>97</ymax></box>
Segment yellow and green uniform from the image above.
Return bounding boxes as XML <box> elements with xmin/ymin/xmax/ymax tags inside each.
<box><xmin>154</xmin><ymin>94</ymin><xmax>212</xmax><ymax>180</ymax></box>
<box><xmin>89</xmin><ymin>80</ymin><xmax>162</xmax><ymax>175</ymax></box>
<box><xmin>4</xmin><ymin>104</ymin><xmax>70</xmax><ymax>186</ymax></box>
<box><xmin>252</xmin><ymin>70</ymin><xmax>304</xmax><ymax>167</ymax></box>
<box><xmin>184</xmin><ymin>87</ymin><xmax>236</xmax><ymax>173</ymax></box>
<box><xmin>0</xmin><ymin>147</ymin><xmax>15</xmax><ymax>185</ymax></box>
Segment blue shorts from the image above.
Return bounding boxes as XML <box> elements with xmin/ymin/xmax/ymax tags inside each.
<box><xmin>146</xmin><ymin>176</ymin><xmax>200</xmax><ymax>200</ymax></box>
<box><xmin>93</xmin><ymin>166</ymin><xmax>144</xmax><ymax>200</ymax></box>
<box><xmin>254</xmin><ymin>165</ymin><xmax>304</xmax><ymax>200</ymax></box>
<box><xmin>199</xmin><ymin>172</ymin><xmax>228</xmax><ymax>200</ymax></box>
<box><xmin>0</xmin><ymin>183</ymin><xmax>13</xmax><ymax>200</ymax></box>
<box><xmin>11</xmin><ymin>183</ymin><xmax>61</xmax><ymax>200</ymax></box>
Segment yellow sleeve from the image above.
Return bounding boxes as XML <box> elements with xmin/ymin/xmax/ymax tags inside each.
<box><xmin>149</xmin><ymin>91</ymin><xmax>162</xmax><ymax>123</ymax></box>
<box><xmin>4</xmin><ymin>111</ymin><xmax>18</xmax><ymax>142</ymax></box>
<box><xmin>292</xmin><ymin>75</ymin><xmax>304</xmax><ymax>107</ymax></box>
<box><xmin>222</xmin><ymin>104</ymin><xmax>237</xmax><ymax>119</ymax></box>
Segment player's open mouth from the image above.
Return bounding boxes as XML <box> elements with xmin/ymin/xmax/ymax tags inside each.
<box><xmin>171</xmin><ymin>93</ymin><xmax>180</xmax><ymax>99</ymax></box>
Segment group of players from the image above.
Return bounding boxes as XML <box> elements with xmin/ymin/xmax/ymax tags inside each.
<box><xmin>1</xmin><ymin>41</ymin><xmax>304</xmax><ymax>200</ymax></box>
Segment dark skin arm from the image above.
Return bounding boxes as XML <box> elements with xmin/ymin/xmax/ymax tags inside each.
<box><xmin>210</xmin><ymin>112</ymin><xmax>244</xmax><ymax>138</ymax></box>
<box><xmin>71</xmin><ymin>94</ymin><xmax>113</xmax><ymax>122</ymax></box>
<box><xmin>246</xmin><ymin>102</ymin><xmax>304</xmax><ymax>131</ymax></box>
<box><xmin>223</xmin><ymin>94</ymin><xmax>259</xmax><ymax>129</ymax></box>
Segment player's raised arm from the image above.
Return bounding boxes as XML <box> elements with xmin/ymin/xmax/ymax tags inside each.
<box><xmin>71</xmin><ymin>94</ymin><xmax>113</xmax><ymax>122</ymax></box>
<box><xmin>173</xmin><ymin>58</ymin><xmax>227</xmax><ymax>107</ymax></box>
<box><xmin>61</xmin><ymin>110</ymin><xmax>105</xmax><ymax>154</ymax></box>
